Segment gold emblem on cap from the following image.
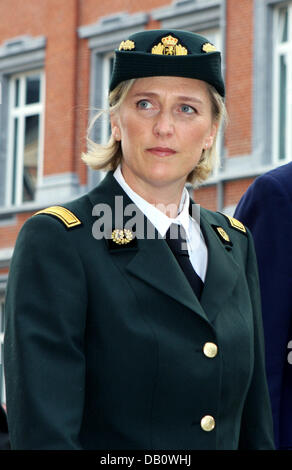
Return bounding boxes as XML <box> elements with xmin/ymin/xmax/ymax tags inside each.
<box><xmin>217</xmin><ymin>227</ymin><xmax>230</xmax><ymax>243</ymax></box>
<box><xmin>202</xmin><ymin>42</ymin><xmax>217</xmax><ymax>53</ymax></box>
<box><xmin>119</xmin><ymin>40</ymin><xmax>135</xmax><ymax>51</ymax></box>
<box><xmin>151</xmin><ymin>35</ymin><xmax>188</xmax><ymax>56</ymax></box>
<box><xmin>111</xmin><ymin>229</ymin><xmax>134</xmax><ymax>245</ymax></box>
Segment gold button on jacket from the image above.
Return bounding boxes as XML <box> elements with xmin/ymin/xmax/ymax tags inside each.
<box><xmin>203</xmin><ymin>342</ymin><xmax>218</xmax><ymax>358</ymax></box>
<box><xmin>201</xmin><ymin>415</ymin><xmax>216</xmax><ymax>432</ymax></box>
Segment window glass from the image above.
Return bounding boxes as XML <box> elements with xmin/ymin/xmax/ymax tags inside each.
<box><xmin>12</xmin><ymin>118</ymin><xmax>18</xmax><ymax>205</ymax></box>
<box><xmin>8</xmin><ymin>71</ymin><xmax>44</xmax><ymax>205</ymax></box>
<box><xmin>14</xmin><ymin>78</ymin><xmax>20</xmax><ymax>107</ymax></box>
<box><xmin>279</xmin><ymin>55</ymin><xmax>287</xmax><ymax>160</ymax></box>
<box><xmin>278</xmin><ymin>6</ymin><xmax>288</xmax><ymax>43</ymax></box>
<box><xmin>274</xmin><ymin>4</ymin><xmax>291</xmax><ymax>163</ymax></box>
<box><xmin>23</xmin><ymin>115</ymin><xmax>39</xmax><ymax>201</ymax></box>
<box><xmin>25</xmin><ymin>74</ymin><xmax>41</xmax><ymax>105</ymax></box>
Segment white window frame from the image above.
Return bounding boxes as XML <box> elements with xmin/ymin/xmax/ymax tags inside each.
<box><xmin>5</xmin><ymin>69</ymin><xmax>45</xmax><ymax>206</ymax></box>
<box><xmin>273</xmin><ymin>2</ymin><xmax>292</xmax><ymax>163</ymax></box>
<box><xmin>100</xmin><ymin>52</ymin><xmax>114</xmax><ymax>144</ymax></box>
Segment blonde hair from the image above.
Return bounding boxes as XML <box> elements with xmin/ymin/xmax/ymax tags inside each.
<box><xmin>82</xmin><ymin>79</ymin><xmax>227</xmax><ymax>185</ymax></box>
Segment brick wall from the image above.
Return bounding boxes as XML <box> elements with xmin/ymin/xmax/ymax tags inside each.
<box><xmin>225</xmin><ymin>0</ymin><xmax>253</xmax><ymax>157</ymax></box>
<box><xmin>0</xmin><ymin>212</ymin><xmax>35</xmax><ymax>249</ymax></box>
<box><xmin>79</xmin><ymin>0</ymin><xmax>170</xmax><ymax>26</ymax></box>
<box><xmin>0</xmin><ymin>0</ymin><xmax>81</xmax><ymax>179</ymax></box>
<box><xmin>224</xmin><ymin>177</ymin><xmax>255</xmax><ymax>207</ymax></box>
<box><xmin>193</xmin><ymin>186</ymin><xmax>218</xmax><ymax>212</ymax></box>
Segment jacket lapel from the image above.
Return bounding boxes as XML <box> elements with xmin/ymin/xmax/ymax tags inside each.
<box><xmin>87</xmin><ymin>172</ymin><xmax>209</xmax><ymax>324</ymax></box>
<box><xmin>88</xmin><ymin>172</ymin><xmax>240</xmax><ymax>325</ymax></box>
<box><xmin>199</xmin><ymin>208</ymin><xmax>241</xmax><ymax>323</ymax></box>
<box><xmin>126</xmin><ymin>236</ymin><xmax>208</xmax><ymax>323</ymax></box>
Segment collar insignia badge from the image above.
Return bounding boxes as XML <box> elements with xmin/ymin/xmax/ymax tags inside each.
<box><xmin>151</xmin><ymin>35</ymin><xmax>188</xmax><ymax>56</ymax></box>
<box><xmin>217</xmin><ymin>227</ymin><xmax>230</xmax><ymax>243</ymax></box>
<box><xmin>212</xmin><ymin>225</ymin><xmax>233</xmax><ymax>247</ymax></box>
<box><xmin>111</xmin><ymin>228</ymin><xmax>134</xmax><ymax>245</ymax></box>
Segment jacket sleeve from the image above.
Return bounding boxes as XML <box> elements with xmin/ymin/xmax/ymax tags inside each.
<box><xmin>4</xmin><ymin>214</ymin><xmax>87</xmax><ymax>449</ymax></box>
<box><xmin>238</xmin><ymin>228</ymin><xmax>275</xmax><ymax>449</ymax></box>
<box><xmin>235</xmin><ymin>174</ymin><xmax>292</xmax><ymax>448</ymax></box>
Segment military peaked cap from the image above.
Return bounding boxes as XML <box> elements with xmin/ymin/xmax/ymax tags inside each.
<box><xmin>110</xmin><ymin>29</ymin><xmax>225</xmax><ymax>97</ymax></box>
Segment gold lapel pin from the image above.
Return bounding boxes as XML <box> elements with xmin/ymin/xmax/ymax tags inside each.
<box><xmin>216</xmin><ymin>227</ymin><xmax>230</xmax><ymax>243</ymax></box>
<box><xmin>111</xmin><ymin>228</ymin><xmax>134</xmax><ymax>245</ymax></box>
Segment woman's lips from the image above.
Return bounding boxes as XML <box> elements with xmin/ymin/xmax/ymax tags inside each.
<box><xmin>147</xmin><ymin>147</ymin><xmax>177</xmax><ymax>157</ymax></box>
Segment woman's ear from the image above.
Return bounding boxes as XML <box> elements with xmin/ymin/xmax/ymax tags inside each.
<box><xmin>205</xmin><ymin>122</ymin><xmax>218</xmax><ymax>149</ymax></box>
<box><xmin>110</xmin><ymin>114</ymin><xmax>121</xmax><ymax>141</ymax></box>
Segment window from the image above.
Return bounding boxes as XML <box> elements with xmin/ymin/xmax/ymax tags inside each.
<box><xmin>0</xmin><ymin>297</ymin><xmax>5</xmax><ymax>406</ymax></box>
<box><xmin>273</xmin><ymin>3</ymin><xmax>292</xmax><ymax>162</ymax></box>
<box><xmin>101</xmin><ymin>53</ymin><xmax>114</xmax><ymax>144</ymax></box>
<box><xmin>6</xmin><ymin>70</ymin><xmax>45</xmax><ymax>205</ymax></box>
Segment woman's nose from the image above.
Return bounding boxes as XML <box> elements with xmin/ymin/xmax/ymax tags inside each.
<box><xmin>153</xmin><ymin>111</ymin><xmax>174</xmax><ymax>137</ymax></box>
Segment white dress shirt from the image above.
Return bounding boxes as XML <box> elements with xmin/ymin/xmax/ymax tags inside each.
<box><xmin>113</xmin><ymin>165</ymin><xmax>208</xmax><ymax>282</ymax></box>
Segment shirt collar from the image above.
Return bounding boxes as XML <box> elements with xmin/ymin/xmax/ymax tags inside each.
<box><xmin>113</xmin><ymin>165</ymin><xmax>191</xmax><ymax>238</ymax></box>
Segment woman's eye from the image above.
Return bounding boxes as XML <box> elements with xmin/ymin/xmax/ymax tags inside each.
<box><xmin>136</xmin><ymin>100</ymin><xmax>153</xmax><ymax>110</ymax></box>
<box><xmin>180</xmin><ymin>104</ymin><xmax>196</xmax><ymax>114</ymax></box>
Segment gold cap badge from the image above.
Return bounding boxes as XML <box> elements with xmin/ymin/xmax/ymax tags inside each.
<box><xmin>202</xmin><ymin>42</ymin><xmax>217</xmax><ymax>53</ymax></box>
<box><xmin>151</xmin><ymin>35</ymin><xmax>188</xmax><ymax>56</ymax></box>
<box><xmin>119</xmin><ymin>40</ymin><xmax>135</xmax><ymax>51</ymax></box>
<box><xmin>111</xmin><ymin>229</ymin><xmax>134</xmax><ymax>245</ymax></box>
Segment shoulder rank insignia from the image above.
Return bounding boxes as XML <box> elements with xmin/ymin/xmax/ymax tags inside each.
<box><xmin>34</xmin><ymin>206</ymin><xmax>82</xmax><ymax>229</ymax></box>
<box><xmin>225</xmin><ymin>215</ymin><xmax>246</xmax><ymax>234</ymax></box>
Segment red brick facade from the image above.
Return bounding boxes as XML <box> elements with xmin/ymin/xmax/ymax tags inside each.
<box><xmin>225</xmin><ymin>0</ymin><xmax>254</xmax><ymax>158</ymax></box>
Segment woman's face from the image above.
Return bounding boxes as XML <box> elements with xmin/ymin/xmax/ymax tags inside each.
<box><xmin>111</xmin><ymin>76</ymin><xmax>218</xmax><ymax>194</ymax></box>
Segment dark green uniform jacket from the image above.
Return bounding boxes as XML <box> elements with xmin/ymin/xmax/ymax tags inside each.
<box><xmin>4</xmin><ymin>172</ymin><xmax>275</xmax><ymax>450</ymax></box>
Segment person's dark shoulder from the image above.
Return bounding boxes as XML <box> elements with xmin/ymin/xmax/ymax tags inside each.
<box><xmin>248</xmin><ymin>162</ymin><xmax>292</xmax><ymax>198</ymax></box>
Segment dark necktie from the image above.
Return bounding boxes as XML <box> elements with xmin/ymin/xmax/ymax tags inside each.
<box><xmin>165</xmin><ymin>223</ymin><xmax>204</xmax><ymax>299</ymax></box>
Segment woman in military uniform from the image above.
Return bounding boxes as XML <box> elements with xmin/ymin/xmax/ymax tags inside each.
<box><xmin>4</xmin><ymin>29</ymin><xmax>275</xmax><ymax>449</ymax></box>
